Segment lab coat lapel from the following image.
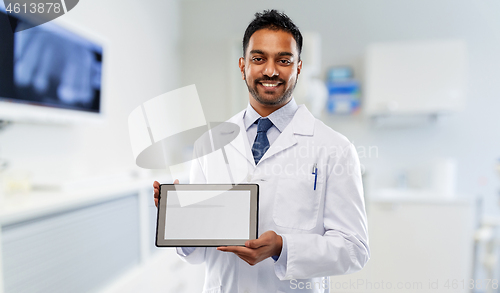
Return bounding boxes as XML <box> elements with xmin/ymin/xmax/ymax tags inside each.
<box><xmin>258</xmin><ymin>105</ymin><xmax>315</xmax><ymax>164</ymax></box>
<box><xmin>226</xmin><ymin>110</ymin><xmax>255</xmax><ymax>166</ymax></box>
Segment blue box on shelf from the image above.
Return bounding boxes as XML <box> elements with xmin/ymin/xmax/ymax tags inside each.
<box><xmin>326</xmin><ymin>80</ymin><xmax>360</xmax><ymax>115</ymax></box>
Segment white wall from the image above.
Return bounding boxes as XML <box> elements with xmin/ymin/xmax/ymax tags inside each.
<box><xmin>0</xmin><ymin>0</ymin><xmax>181</xmax><ymax>183</ymax></box>
<box><xmin>179</xmin><ymin>0</ymin><xmax>500</xmax><ymax>216</ymax></box>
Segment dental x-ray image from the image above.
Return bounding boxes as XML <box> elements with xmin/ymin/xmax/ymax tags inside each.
<box><xmin>0</xmin><ymin>10</ymin><xmax>102</xmax><ymax>113</ymax></box>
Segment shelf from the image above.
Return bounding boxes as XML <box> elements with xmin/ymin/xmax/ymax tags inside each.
<box><xmin>0</xmin><ymin>177</ymin><xmax>156</xmax><ymax>225</ymax></box>
<box><xmin>369</xmin><ymin>188</ymin><xmax>473</xmax><ymax>205</ymax></box>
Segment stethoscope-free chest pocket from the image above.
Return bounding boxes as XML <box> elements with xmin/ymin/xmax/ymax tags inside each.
<box><xmin>272</xmin><ymin>173</ymin><xmax>322</xmax><ymax>230</ymax></box>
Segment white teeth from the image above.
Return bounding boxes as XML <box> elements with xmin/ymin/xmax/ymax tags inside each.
<box><xmin>262</xmin><ymin>83</ymin><xmax>278</xmax><ymax>87</ymax></box>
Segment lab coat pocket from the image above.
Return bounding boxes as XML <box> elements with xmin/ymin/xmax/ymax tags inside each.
<box><xmin>273</xmin><ymin>174</ymin><xmax>321</xmax><ymax>230</ymax></box>
<box><xmin>202</xmin><ymin>285</ymin><xmax>222</xmax><ymax>293</ymax></box>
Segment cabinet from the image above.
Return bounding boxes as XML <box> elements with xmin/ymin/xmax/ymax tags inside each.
<box><xmin>0</xmin><ymin>179</ymin><xmax>205</xmax><ymax>293</ymax></box>
<box><xmin>331</xmin><ymin>198</ymin><xmax>475</xmax><ymax>293</ymax></box>
<box><xmin>364</xmin><ymin>40</ymin><xmax>467</xmax><ymax>118</ymax></box>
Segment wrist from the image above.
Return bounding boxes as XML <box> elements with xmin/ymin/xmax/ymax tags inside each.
<box><xmin>274</xmin><ymin>234</ymin><xmax>283</xmax><ymax>256</ymax></box>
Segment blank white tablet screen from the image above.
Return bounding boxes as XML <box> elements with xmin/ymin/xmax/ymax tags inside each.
<box><xmin>164</xmin><ymin>190</ymin><xmax>251</xmax><ymax>240</ymax></box>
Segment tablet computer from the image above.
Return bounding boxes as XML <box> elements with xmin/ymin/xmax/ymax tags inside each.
<box><xmin>156</xmin><ymin>184</ymin><xmax>259</xmax><ymax>247</ymax></box>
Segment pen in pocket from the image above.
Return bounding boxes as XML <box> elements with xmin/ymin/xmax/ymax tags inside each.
<box><xmin>312</xmin><ymin>163</ymin><xmax>317</xmax><ymax>190</ymax></box>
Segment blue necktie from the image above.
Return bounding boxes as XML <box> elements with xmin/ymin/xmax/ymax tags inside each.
<box><xmin>252</xmin><ymin>118</ymin><xmax>274</xmax><ymax>165</ymax></box>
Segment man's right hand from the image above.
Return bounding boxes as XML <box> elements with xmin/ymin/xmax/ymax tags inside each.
<box><xmin>153</xmin><ymin>179</ymin><xmax>179</xmax><ymax>207</ymax></box>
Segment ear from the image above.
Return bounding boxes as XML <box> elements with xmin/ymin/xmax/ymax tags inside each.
<box><xmin>239</xmin><ymin>57</ymin><xmax>246</xmax><ymax>80</ymax></box>
<box><xmin>297</xmin><ymin>59</ymin><xmax>303</xmax><ymax>75</ymax></box>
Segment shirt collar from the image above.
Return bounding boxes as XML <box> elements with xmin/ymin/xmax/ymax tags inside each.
<box><xmin>243</xmin><ymin>98</ymin><xmax>298</xmax><ymax>133</ymax></box>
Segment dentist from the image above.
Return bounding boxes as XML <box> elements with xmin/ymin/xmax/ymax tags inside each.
<box><xmin>153</xmin><ymin>9</ymin><xmax>369</xmax><ymax>293</ymax></box>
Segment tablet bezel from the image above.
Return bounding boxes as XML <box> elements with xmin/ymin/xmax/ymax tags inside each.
<box><xmin>156</xmin><ymin>184</ymin><xmax>259</xmax><ymax>247</ymax></box>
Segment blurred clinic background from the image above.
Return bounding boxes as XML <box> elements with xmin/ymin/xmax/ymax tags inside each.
<box><xmin>1</xmin><ymin>0</ymin><xmax>500</xmax><ymax>292</ymax></box>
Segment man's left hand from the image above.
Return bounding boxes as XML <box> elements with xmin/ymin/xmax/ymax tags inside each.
<box><xmin>217</xmin><ymin>230</ymin><xmax>283</xmax><ymax>266</ymax></box>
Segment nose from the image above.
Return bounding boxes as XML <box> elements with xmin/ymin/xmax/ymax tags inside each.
<box><xmin>262</xmin><ymin>61</ymin><xmax>279</xmax><ymax>77</ymax></box>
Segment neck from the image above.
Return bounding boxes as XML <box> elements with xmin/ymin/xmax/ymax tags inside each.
<box><xmin>249</xmin><ymin>96</ymin><xmax>291</xmax><ymax>117</ymax></box>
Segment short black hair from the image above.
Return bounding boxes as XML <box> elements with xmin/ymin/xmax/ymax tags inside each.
<box><xmin>243</xmin><ymin>10</ymin><xmax>303</xmax><ymax>60</ymax></box>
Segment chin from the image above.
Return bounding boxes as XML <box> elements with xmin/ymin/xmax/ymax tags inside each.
<box><xmin>248</xmin><ymin>85</ymin><xmax>289</xmax><ymax>106</ymax></box>
<box><xmin>260</xmin><ymin>92</ymin><xmax>286</xmax><ymax>103</ymax></box>
<box><xmin>259</xmin><ymin>97</ymin><xmax>286</xmax><ymax>106</ymax></box>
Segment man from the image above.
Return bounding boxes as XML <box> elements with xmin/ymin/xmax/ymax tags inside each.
<box><xmin>153</xmin><ymin>10</ymin><xmax>369</xmax><ymax>293</ymax></box>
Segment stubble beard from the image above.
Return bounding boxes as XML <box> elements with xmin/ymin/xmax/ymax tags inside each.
<box><xmin>244</xmin><ymin>72</ymin><xmax>298</xmax><ymax>106</ymax></box>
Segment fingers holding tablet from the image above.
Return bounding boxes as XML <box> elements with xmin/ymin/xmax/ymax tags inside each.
<box><xmin>153</xmin><ymin>179</ymin><xmax>179</xmax><ymax>207</ymax></box>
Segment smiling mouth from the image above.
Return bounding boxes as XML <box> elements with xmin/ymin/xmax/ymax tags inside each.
<box><xmin>258</xmin><ymin>81</ymin><xmax>282</xmax><ymax>89</ymax></box>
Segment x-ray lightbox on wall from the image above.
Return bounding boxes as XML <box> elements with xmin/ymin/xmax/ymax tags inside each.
<box><xmin>364</xmin><ymin>40</ymin><xmax>467</xmax><ymax>116</ymax></box>
<box><xmin>0</xmin><ymin>4</ymin><xmax>106</xmax><ymax>124</ymax></box>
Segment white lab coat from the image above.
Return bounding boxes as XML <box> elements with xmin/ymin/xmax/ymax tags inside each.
<box><xmin>178</xmin><ymin>105</ymin><xmax>370</xmax><ymax>293</ymax></box>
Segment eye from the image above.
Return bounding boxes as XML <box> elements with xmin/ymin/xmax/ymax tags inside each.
<box><xmin>252</xmin><ymin>57</ymin><xmax>264</xmax><ymax>62</ymax></box>
<box><xmin>279</xmin><ymin>59</ymin><xmax>291</xmax><ymax>65</ymax></box>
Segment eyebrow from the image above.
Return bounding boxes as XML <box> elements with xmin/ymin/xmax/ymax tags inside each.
<box><xmin>249</xmin><ymin>50</ymin><xmax>265</xmax><ymax>55</ymax></box>
<box><xmin>249</xmin><ymin>50</ymin><xmax>294</xmax><ymax>58</ymax></box>
<box><xmin>277</xmin><ymin>52</ymin><xmax>294</xmax><ymax>57</ymax></box>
